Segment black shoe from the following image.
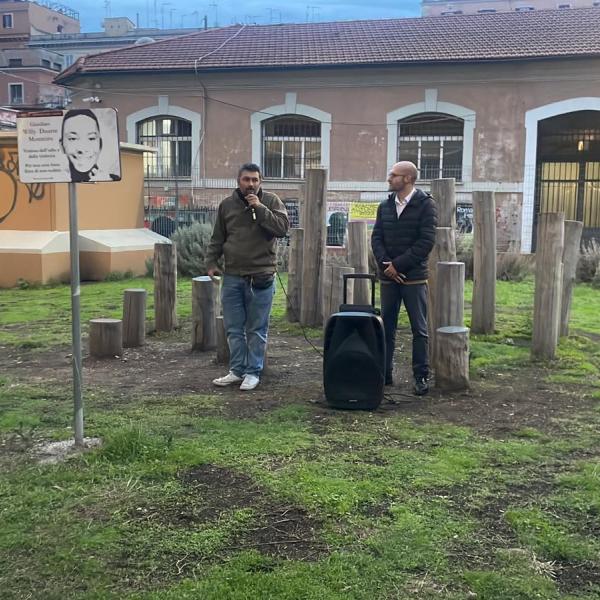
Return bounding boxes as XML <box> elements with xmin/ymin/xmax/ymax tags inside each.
<box><xmin>414</xmin><ymin>377</ymin><xmax>429</xmax><ymax>396</ymax></box>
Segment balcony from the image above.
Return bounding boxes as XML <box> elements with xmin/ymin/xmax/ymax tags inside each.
<box><xmin>5</xmin><ymin>95</ymin><xmax>67</xmax><ymax>109</ymax></box>
<box><xmin>35</xmin><ymin>94</ymin><xmax>68</xmax><ymax>108</ymax></box>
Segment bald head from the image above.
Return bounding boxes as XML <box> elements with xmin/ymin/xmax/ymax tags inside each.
<box><xmin>387</xmin><ymin>161</ymin><xmax>418</xmax><ymax>195</ymax></box>
<box><xmin>392</xmin><ymin>161</ymin><xmax>418</xmax><ymax>182</ymax></box>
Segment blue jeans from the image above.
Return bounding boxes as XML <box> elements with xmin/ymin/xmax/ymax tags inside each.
<box><xmin>221</xmin><ymin>274</ymin><xmax>275</xmax><ymax>377</ymax></box>
<box><xmin>380</xmin><ymin>282</ymin><xmax>429</xmax><ymax>381</ymax></box>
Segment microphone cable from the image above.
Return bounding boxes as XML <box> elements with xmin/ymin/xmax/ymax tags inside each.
<box><xmin>275</xmin><ymin>270</ymin><xmax>323</xmax><ymax>358</ymax></box>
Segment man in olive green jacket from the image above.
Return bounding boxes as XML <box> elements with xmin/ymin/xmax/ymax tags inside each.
<box><xmin>207</xmin><ymin>163</ymin><xmax>289</xmax><ymax>391</ymax></box>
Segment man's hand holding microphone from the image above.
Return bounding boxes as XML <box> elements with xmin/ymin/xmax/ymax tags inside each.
<box><xmin>245</xmin><ymin>188</ymin><xmax>261</xmax><ymax>221</ymax></box>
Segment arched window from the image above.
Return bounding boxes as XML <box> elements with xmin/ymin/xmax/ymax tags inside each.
<box><xmin>397</xmin><ymin>113</ymin><xmax>464</xmax><ymax>180</ymax></box>
<box><xmin>137</xmin><ymin>116</ymin><xmax>192</xmax><ymax>178</ymax></box>
<box><xmin>262</xmin><ymin>115</ymin><xmax>321</xmax><ymax>179</ymax></box>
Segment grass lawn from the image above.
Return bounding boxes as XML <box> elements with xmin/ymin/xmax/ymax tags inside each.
<box><xmin>1</xmin><ymin>275</ymin><xmax>599</xmax><ymax>599</ymax></box>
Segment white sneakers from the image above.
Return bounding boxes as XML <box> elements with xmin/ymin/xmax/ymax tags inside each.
<box><xmin>212</xmin><ymin>372</ymin><xmax>243</xmax><ymax>386</ymax></box>
<box><xmin>240</xmin><ymin>374</ymin><xmax>260</xmax><ymax>391</ymax></box>
<box><xmin>212</xmin><ymin>371</ymin><xmax>260</xmax><ymax>391</ymax></box>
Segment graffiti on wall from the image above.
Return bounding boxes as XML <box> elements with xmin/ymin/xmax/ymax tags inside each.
<box><xmin>0</xmin><ymin>148</ymin><xmax>46</xmax><ymax>224</ymax></box>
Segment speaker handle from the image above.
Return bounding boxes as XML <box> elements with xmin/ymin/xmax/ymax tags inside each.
<box><xmin>343</xmin><ymin>273</ymin><xmax>376</xmax><ymax>307</ymax></box>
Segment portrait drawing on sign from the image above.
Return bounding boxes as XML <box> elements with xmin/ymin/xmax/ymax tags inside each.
<box><xmin>60</xmin><ymin>109</ymin><xmax>121</xmax><ymax>183</ymax></box>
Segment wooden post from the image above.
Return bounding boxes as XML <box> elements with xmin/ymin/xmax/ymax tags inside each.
<box><xmin>322</xmin><ymin>265</ymin><xmax>354</xmax><ymax>326</ymax></box>
<box><xmin>434</xmin><ymin>261</ymin><xmax>465</xmax><ymax>372</ymax></box>
<box><xmin>431</xmin><ymin>178</ymin><xmax>456</xmax><ymax>229</ymax></box>
<box><xmin>122</xmin><ymin>288</ymin><xmax>147</xmax><ymax>348</ymax></box>
<box><xmin>192</xmin><ymin>276</ymin><xmax>218</xmax><ymax>351</ymax></box>
<box><xmin>435</xmin><ymin>326</ymin><xmax>470</xmax><ymax>391</ymax></box>
<box><xmin>471</xmin><ymin>191</ymin><xmax>496</xmax><ymax>334</ymax></box>
<box><xmin>532</xmin><ymin>213</ymin><xmax>565</xmax><ymax>360</ymax></box>
<box><xmin>286</xmin><ymin>228</ymin><xmax>304</xmax><ymax>322</ymax></box>
<box><xmin>428</xmin><ymin>227</ymin><xmax>456</xmax><ymax>361</ymax></box>
<box><xmin>215</xmin><ymin>315</ymin><xmax>230</xmax><ymax>365</ymax></box>
<box><xmin>89</xmin><ymin>318</ymin><xmax>122</xmax><ymax>358</ymax></box>
<box><xmin>560</xmin><ymin>220</ymin><xmax>583</xmax><ymax>338</ymax></box>
<box><xmin>154</xmin><ymin>242</ymin><xmax>177</xmax><ymax>332</ymax></box>
<box><xmin>300</xmin><ymin>169</ymin><xmax>327</xmax><ymax>327</ymax></box>
<box><xmin>347</xmin><ymin>221</ymin><xmax>370</xmax><ymax>305</ymax></box>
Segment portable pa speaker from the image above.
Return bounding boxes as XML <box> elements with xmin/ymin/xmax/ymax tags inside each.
<box><xmin>323</xmin><ymin>274</ymin><xmax>385</xmax><ymax>410</ymax></box>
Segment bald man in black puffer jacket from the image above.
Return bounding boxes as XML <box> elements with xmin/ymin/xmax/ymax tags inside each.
<box><xmin>371</xmin><ymin>161</ymin><xmax>437</xmax><ymax>396</ymax></box>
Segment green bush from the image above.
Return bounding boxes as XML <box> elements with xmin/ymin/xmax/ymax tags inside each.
<box><xmin>172</xmin><ymin>222</ymin><xmax>214</xmax><ymax>277</ymax></box>
<box><xmin>144</xmin><ymin>257</ymin><xmax>154</xmax><ymax>278</ymax></box>
<box><xmin>104</xmin><ymin>270</ymin><xmax>134</xmax><ymax>282</ymax></box>
<box><xmin>577</xmin><ymin>239</ymin><xmax>600</xmax><ymax>283</ymax></box>
<box><xmin>592</xmin><ymin>267</ymin><xmax>600</xmax><ymax>289</ymax></box>
<box><xmin>276</xmin><ymin>241</ymin><xmax>289</xmax><ymax>272</ymax></box>
<box><xmin>496</xmin><ymin>252</ymin><xmax>534</xmax><ymax>282</ymax></box>
<box><xmin>456</xmin><ymin>233</ymin><xmax>474</xmax><ymax>279</ymax></box>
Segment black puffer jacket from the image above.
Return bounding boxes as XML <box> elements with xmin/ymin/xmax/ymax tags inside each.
<box><xmin>371</xmin><ymin>189</ymin><xmax>437</xmax><ymax>282</ymax></box>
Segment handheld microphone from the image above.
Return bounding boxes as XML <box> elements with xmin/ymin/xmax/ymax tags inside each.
<box><xmin>245</xmin><ymin>188</ymin><xmax>257</xmax><ymax>221</ymax></box>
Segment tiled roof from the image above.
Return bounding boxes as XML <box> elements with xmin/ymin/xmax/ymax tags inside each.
<box><xmin>56</xmin><ymin>8</ymin><xmax>600</xmax><ymax>81</ymax></box>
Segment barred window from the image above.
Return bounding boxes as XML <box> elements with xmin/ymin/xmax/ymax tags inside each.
<box><xmin>262</xmin><ymin>115</ymin><xmax>321</xmax><ymax>179</ymax></box>
<box><xmin>137</xmin><ymin>116</ymin><xmax>192</xmax><ymax>178</ymax></box>
<box><xmin>397</xmin><ymin>113</ymin><xmax>464</xmax><ymax>181</ymax></box>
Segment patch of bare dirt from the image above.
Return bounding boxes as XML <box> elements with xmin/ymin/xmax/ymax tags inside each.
<box><xmin>0</xmin><ymin>325</ymin><xmax>597</xmax><ymax>436</ymax></box>
<box><xmin>126</xmin><ymin>464</ymin><xmax>327</xmax><ymax>564</ymax></box>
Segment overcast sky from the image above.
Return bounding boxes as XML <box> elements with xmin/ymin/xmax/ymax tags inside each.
<box><xmin>76</xmin><ymin>0</ymin><xmax>422</xmax><ymax>32</ymax></box>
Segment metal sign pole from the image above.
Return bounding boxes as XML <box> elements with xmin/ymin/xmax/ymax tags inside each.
<box><xmin>68</xmin><ymin>182</ymin><xmax>84</xmax><ymax>446</ymax></box>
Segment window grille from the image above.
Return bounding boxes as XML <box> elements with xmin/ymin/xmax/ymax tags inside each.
<box><xmin>137</xmin><ymin>116</ymin><xmax>192</xmax><ymax>178</ymax></box>
<box><xmin>262</xmin><ymin>115</ymin><xmax>321</xmax><ymax>179</ymax></box>
<box><xmin>397</xmin><ymin>112</ymin><xmax>464</xmax><ymax>180</ymax></box>
<box><xmin>2</xmin><ymin>14</ymin><xmax>13</xmax><ymax>29</ymax></box>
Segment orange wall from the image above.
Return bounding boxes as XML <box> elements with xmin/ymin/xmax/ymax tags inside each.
<box><xmin>0</xmin><ymin>143</ymin><xmax>54</xmax><ymax>230</ymax></box>
<box><xmin>0</xmin><ymin>139</ymin><xmax>145</xmax><ymax>231</ymax></box>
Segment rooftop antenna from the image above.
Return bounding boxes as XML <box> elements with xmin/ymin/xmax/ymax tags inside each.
<box><xmin>267</xmin><ymin>8</ymin><xmax>282</xmax><ymax>23</ymax></box>
<box><xmin>306</xmin><ymin>5</ymin><xmax>320</xmax><ymax>22</ymax></box>
<box><xmin>209</xmin><ymin>2</ymin><xmax>219</xmax><ymax>27</ymax></box>
<box><xmin>104</xmin><ymin>0</ymin><xmax>111</xmax><ymax>18</ymax></box>
<box><xmin>161</xmin><ymin>1</ymin><xmax>171</xmax><ymax>28</ymax></box>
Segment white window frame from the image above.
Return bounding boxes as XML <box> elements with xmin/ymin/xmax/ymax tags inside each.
<box><xmin>251</xmin><ymin>92</ymin><xmax>331</xmax><ymax>174</ymax></box>
<box><xmin>386</xmin><ymin>91</ymin><xmax>476</xmax><ymax>182</ymax></box>
<box><xmin>8</xmin><ymin>83</ymin><xmax>23</xmax><ymax>104</ymax></box>
<box><xmin>521</xmin><ymin>97</ymin><xmax>600</xmax><ymax>253</ymax></box>
<box><xmin>2</xmin><ymin>13</ymin><xmax>13</xmax><ymax>29</ymax></box>
<box><xmin>262</xmin><ymin>117</ymin><xmax>321</xmax><ymax>179</ymax></box>
<box><xmin>398</xmin><ymin>135</ymin><xmax>464</xmax><ymax>181</ymax></box>
<box><xmin>137</xmin><ymin>116</ymin><xmax>193</xmax><ymax>178</ymax></box>
<box><xmin>126</xmin><ymin>96</ymin><xmax>202</xmax><ymax>178</ymax></box>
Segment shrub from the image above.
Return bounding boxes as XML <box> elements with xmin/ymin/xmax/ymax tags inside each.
<box><xmin>104</xmin><ymin>270</ymin><xmax>134</xmax><ymax>282</ymax></box>
<box><xmin>144</xmin><ymin>257</ymin><xmax>154</xmax><ymax>278</ymax></box>
<box><xmin>276</xmin><ymin>240</ymin><xmax>289</xmax><ymax>272</ymax></box>
<box><xmin>576</xmin><ymin>239</ymin><xmax>600</xmax><ymax>283</ymax></box>
<box><xmin>172</xmin><ymin>222</ymin><xmax>214</xmax><ymax>277</ymax></box>
<box><xmin>456</xmin><ymin>233</ymin><xmax>474</xmax><ymax>279</ymax></box>
<box><xmin>496</xmin><ymin>252</ymin><xmax>534</xmax><ymax>282</ymax></box>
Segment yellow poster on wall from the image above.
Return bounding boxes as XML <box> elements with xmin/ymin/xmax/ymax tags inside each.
<box><xmin>349</xmin><ymin>202</ymin><xmax>379</xmax><ymax>222</ymax></box>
